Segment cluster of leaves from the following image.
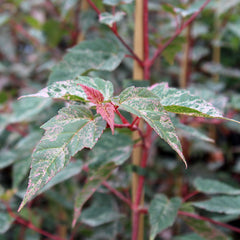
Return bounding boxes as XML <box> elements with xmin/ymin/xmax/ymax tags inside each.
<box><xmin>1</xmin><ymin>0</ymin><xmax>240</xmax><ymax>240</ymax></box>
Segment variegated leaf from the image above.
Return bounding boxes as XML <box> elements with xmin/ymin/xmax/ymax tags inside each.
<box><xmin>20</xmin><ymin>77</ymin><xmax>114</xmax><ymax>102</ymax></box>
<box><xmin>18</xmin><ymin>105</ymin><xmax>106</xmax><ymax>211</ymax></box>
<box><xmin>49</xmin><ymin>38</ymin><xmax>125</xmax><ymax>84</ymax></box>
<box><xmin>149</xmin><ymin>83</ymin><xmax>223</xmax><ymax>118</ymax></box>
<box><xmin>116</xmin><ymin>87</ymin><xmax>186</xmax><ymax>166</ymax></box>
<box><xmin>99</xmin><ymin>12</ymin><xmax>125</xmax><ymax>27</ymax></box>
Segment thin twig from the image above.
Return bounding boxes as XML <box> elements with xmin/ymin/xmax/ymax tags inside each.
<box><xmin>150</xmin><ymin>0</ymin><xmax>212</xmax><ymax>66</ymax></box>
<box><xmin>86</xmin><ymin>0</ymin><xmax>144</xmax><ymax>67</ymax></box>
<box><xmin>183</xmin><ymin>191</ymin><xmax>200</xmax><ymax>202</ymax></box>
<box><xmin>5</xmin><ymin>203</ymin><xmax>65</xmax><ymax>240</ymax></box>
<box><xmin>179</xmin><ymin>211</ymin><xmax>240</xmax><ymax>234</ymax></box>
<box><xmin>103</xmin><ymin>181</ymin><xmax>132</xmax><ymax>206</ymax></box>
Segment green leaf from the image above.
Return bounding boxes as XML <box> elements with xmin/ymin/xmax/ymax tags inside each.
<box><xmin>150</xmin><ymin>83</ymin><xmax>224</xmax><ymax>118</ymax></box>
<box><xmin>0</xmin><ymin>13</ymin><xmax>10</xmax><ymax>26</ymax></box>
<box><xmin>43</xmin><ymin>20</ymin><xmax>66</xmax><ymax>47</ymax></box>
<box><xmin>174</xmin><ymin>119</ymin><xmax>214</xmax><ymax>143</ymax></box>
<box><xmin>216</xmin><ymin>0</ymin><xmax>240</xmax><ymax>15</ymax></box>
<box><xmin>88</xmin><ymin>131</ymin><xmax>132</xmax><ymax>169</ymax></box>
<box><xmin>230</xmin><ymin>94</ymin><xmax>240</xmax><ymax>110</ymax></box>
<box><xmin>194</xmin><ymin>177</ymin><xmax>240</xmax><ymax>195</ymax></box>
<box><xmin>117</xmin><ymin>87</ymin><xmax>186</xmax><ymax>166</ymax></box>
<box><xmin>73</xmin><ymin>162</ymin><xmax>116</xmax><ymax>227</ymax></box>
<box><xmin>21</xmin><ymin>77</ymin><xmax>114</xmax><ymax>102</ymax></box>
<box><xmin>48</xmin><ymin>38</ymin><xmax>125</xmax><ymax>84</ymax></box>
<box><xmin>103</xmin><ymin>0</ymin><xmax>133</xmax><ymax>6</ymax></box>
<box><xmin>10</xmin><ymin>98</ymin><xmax>52</xmax><ymax>123</ymax></box>
<box><xmin>18</xmin><ymin>105</ymin><xmax>106</xmax><ymax>211</ymax></box>
<box><xmin>0</xmin><ymin>211</ymin><xmax>14</xmax><ymax>234</ymax></box>
<box><xmin>149</xmin><ymin>194</ymin><xmax>181</xmax><ymax>240</ymax></box>
<box><xmin>162</xmin><ymin>37</ymin><xmax>185</xmax><ymax>64</ymax></box>
<box><xmin>174</xmin><ymin>233</ymin><xmax>206</xmax><ymax>240</ymax></box>
<box><xmin>181</xmin><ymin>216</ymin><xmax>228</xmax><ymax>240</ymax></box>
<box><xmin>202</xmin><ymin>62</ymin><xmax>240</xmax><ymax>79</ymax></box>
<box><xmin>38</xmin><ymin>160</ymin><xmax>83</xmax><ymax>195</ymax></box>
<box><xmin>0</xmin><ymin>150</ymin><xmax>18</xmax><ymax>169</ymax></box>
<box><xmin>193</xmin><ymin>196</ymin><xmax>240</xmax><ymax>214</ymax></box>
<box><xmin>99</xmin><ymin>12</ymin><xmax>125</xmax><ymax>27</ymax></box>
<box><xmin>80</xmin><ymin>193</ymin><xmax>120</xmax><ymax>227</ymax></box>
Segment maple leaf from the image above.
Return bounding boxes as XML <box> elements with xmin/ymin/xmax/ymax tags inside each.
<box><xmin>79</xmin><ymin>84</ymin><xmax>104</xmax><ymax>104</ymax></box>
<box><xmin>97</xmin><ymin>103</ymin><xmax>115</xmax><ymax>134</ymax></box>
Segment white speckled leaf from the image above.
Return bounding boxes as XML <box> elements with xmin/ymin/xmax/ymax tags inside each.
<box><xmin>150</xmin><ymin>83</ymin><xmax>224</xmax><ymax>118</ymax></box>
<box><xmin>99</xmin><ymin>12</ymin><xmax>125</xmax><ymax>27</ymax></box>
<box><xmin>149</xmin><ymin>194</ymin><xmax>181</xmax><ymax>240</ymax></box>
<box><xmin>20</xmin><ymin>77</ymin><xmax>114</xmax><ymax>102</ymax></box>
<box><xmin>103</xmin><ymin>0</ymin><xmax>133</xmax><ymax>6</ymax></box>
<box><xmin>193</xmin><ymin>196</ymin><xmax>240</xmax><ymax>214</ymax></box>
<box><xmin>117</xmin><ymin>87</ymin><xmax>186</xmax><ymax>166</ymax></box>
<box><xmin>72</xmin><ymin>162</ymin><xmax>116</xmax><ymax>227</ymax></box>
<box><xmin>48</xmin><ymin>38</ymin><xmax>125</xmax><ymax>84</ymax></box>
<box><xmin>18</xmin><ymin>105</ymin><xmax>106</xmax><ymax>211</ymax></box>
<box><xmin>194</xmin><ymin>177</ymin><xmax>240</xmax><ymax>195</ymax></box>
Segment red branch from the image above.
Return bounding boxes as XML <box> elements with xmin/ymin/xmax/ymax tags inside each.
<box><xmin>133</xmin><ymin>207</ymin><xmax>240</xmax><ymax>234</ymax></box>
<box><xmin>114</xmin><ymin>123</ymin><xmax>145</xmax><ymax>143</ymax></box>
<box><xmin>149</xmin><ymin>0</ymin><xmax>212</xmax><ymax>66</ymax></box>
<box><xmin>132</xmin><ymin>124</ymin><xmax>152</xmax><ymax>240</ymax></box>
<box><xmin>178</xmin><ymin>211</ymin><xmax>240</xmax><ymax>234</ymax></box>
<box><xmin>5</xmin><ymin>203</ymin><xmax>64</xmax><ymax>240</ymax></box>
<box><xmin>102</xmin><ymin>181</ymin><xmax>132</xmax><ymax>206</ymax></box>
<box><xmin>183</xmin><ymin>191</ymin><xmax>200</xmax><ymax>202</ymax></box>
<box><xmin>86</xmin><ymin>0</ymin><xmax>144</xmax><ymax>67</ymax></box>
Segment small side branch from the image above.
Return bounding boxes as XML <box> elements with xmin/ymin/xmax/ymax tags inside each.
<box><xmin>86</xmin><ymin>0</ymin><xmax>144</xmax><ymax>67</ymax></box>
<box><xmin>149</xmin><ymin>0</ymin><xmax>211</xmax><ymax>66</ymax></box>
<box><xmin>5</xmin><ymin>203</ymin><xmax>65</xmax><ymax>240</ymax></box>
<box><xmin>102</xmin><ymin>181</ymin><xmax>132</xmax><ymax>206</ymax></box>
<box><xmin>178</xmin><ymin>211</ymin><xmax>240</xmax><ymax>234</ymax></box>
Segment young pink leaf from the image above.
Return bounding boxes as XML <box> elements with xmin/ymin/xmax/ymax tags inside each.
<box><xmin>79</xmin><ymin>84</ymin><xmax>104</xmax><ymax>104</ymax></box>
<box><xmin>97</xmin><ymin>103</ymin><xmax>116</xmax><ymax>134</ymax></box>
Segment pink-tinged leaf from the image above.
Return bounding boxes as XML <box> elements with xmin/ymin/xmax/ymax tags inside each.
<box><xmin>97</xmin><ymin>103</ymin><xmax>116</xmax><ymax>134</ymax></box>
<box><xmin>79</xmin><ymin>84</ymin><xmax>104</xmax><ymax>104</ymax></box>
<box><xmin>18</xmin><ymin>106</ymin><xmax>106</xmax><ymax>211</ymax></box>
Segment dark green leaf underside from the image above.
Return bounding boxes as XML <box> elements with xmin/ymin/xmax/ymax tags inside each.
<box><xmin>73</xmin><ymin>162</ymin><xmax>116</xmax><ymax>227</ymax></box>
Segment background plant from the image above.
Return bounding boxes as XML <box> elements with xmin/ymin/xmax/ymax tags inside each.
<box><xmin>1</xmin><ymin>0</ymin><xmax>240</xmax><ymax>240</ymax></box>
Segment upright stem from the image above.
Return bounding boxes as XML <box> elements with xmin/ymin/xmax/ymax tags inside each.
<box><xmin>77</xmin><ymin>0</ymin><xmax>89</xmax><ymax>43</ymax></box>
<box><xmin>132</xmin><ymin>1</ymin><xmax>151</xmax><ymax>240</ymax></box>
<box><xmin>132</xmin><ymin>1</ymin><xmax>144</xmax><ymax>240</ymax></box>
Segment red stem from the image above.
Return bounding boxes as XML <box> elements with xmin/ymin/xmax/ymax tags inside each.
<box><xmin>178</xmin><ymin>211</ymin><xmax>240</xmax><ymax>234</ymax></box>
<box><xmin>149</xmin><ymin>0</ymin><xmax>211</xmax><ymax>66</ymax></box>
<box><xmin>114</xmin><ymin>123</ymin><xmax>145</xmax><ymax>143</ymax></box>
<box><xmin>102</xmin><ymin>181</ymin><xmax>132</xmax><ymax>206</ymax></box>
<box><xmin>132</xmin><ymin>125</ymin><xmax>152</xmax><ymax>240</ymax></box>
<box><xmin>134</xmin><ymin>207</ymin><xmax>240</xmax><ymax>234</ymax></box>
<box><xmin>5</xmin><ymin>203</ymin><xmax>64</xmax><ymax>240</ymax></box>
<box><xmin>115</xmin><ymin>108</ymin><xmax>129</xmax><ymax>124</ymax></box>
<box><xmin>183</xmin><ymin>191</ymin><xmax>200</xmax><ymax>202</ymax></box>
<box><xmin>86</xmin><ymin>0</ymin><xmax>144</xmax><ymax>67</ymax></box>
